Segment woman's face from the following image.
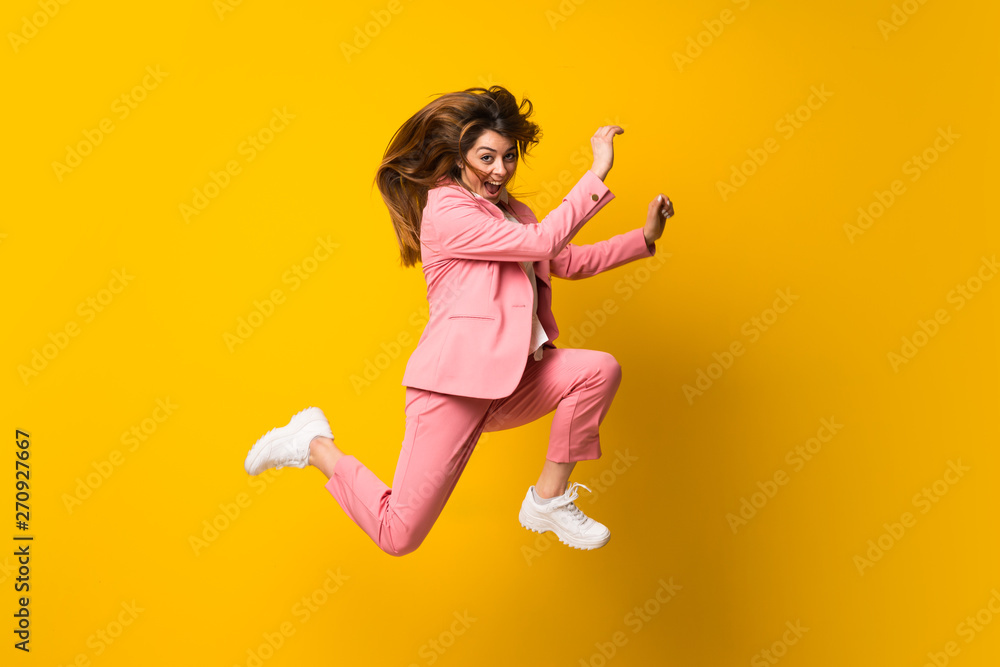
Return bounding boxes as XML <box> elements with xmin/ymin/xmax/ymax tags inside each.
<box><xmin>457</xmin><ymin>129</ymin><xmax>518</xmax><ymax>203</ymax></box>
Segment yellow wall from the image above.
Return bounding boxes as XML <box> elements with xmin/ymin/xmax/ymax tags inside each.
<box><xmin>4</xmin><ymin>0</ymin><xmax>998</xmax><ymax>664</ymax></box>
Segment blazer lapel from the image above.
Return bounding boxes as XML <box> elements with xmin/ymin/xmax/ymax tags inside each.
<box><xmin>534</xmin><ymin>259</ymin><xmax>552</xmax><ymax>287</ymax></box>
<box><xmin>463</xmin><ymin>185</ymin><xmax>552</xmax><ymax>287</ymax></box>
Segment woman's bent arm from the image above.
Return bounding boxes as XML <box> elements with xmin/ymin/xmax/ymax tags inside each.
<box><xmin>424</xmin><ymin>169</ymin><xmax>613</xmax><ymax>262</ymax></box>
<box><xmin>550</xmin><ymin>227</ymin><xmax>656</xmax><ymax>280</ymax></box>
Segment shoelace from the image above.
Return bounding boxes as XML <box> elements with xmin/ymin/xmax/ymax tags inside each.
<box><xmin>545</xmin><ymin>482</ymin><xmax>593</xmax><ymax>526</ymax></box>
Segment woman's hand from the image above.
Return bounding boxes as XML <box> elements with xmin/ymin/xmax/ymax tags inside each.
<box><xmin>643</xmin><ymin>194</ymin><xmax>674</xmax><ymax>246</ymax></box>
<box><xmin>590</xmin><ymin>125</ymin><xmax>624</xmax><ymax>181</ymax></box>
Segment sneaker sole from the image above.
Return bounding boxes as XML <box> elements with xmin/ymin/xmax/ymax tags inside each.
<box><xmin>518</xmin><ymin>509</ymin><xmax>610</xmax><ymax>551</ymax></box>
<box><xmin>245</xmin><ymin>406</ymin><xmax>331</xmax><ymax>475</ymax></box>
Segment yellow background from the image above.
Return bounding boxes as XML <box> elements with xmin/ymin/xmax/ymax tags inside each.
<box><xmin>3</xmin><ymin>0</ymin><xmax>999</xmax><ymax>664</ymax></box>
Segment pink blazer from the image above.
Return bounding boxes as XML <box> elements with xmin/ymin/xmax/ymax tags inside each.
<box><xmin>400</xmin><ymin>168</ymin><xmax>657</xmax><ymax>399</ymax></box>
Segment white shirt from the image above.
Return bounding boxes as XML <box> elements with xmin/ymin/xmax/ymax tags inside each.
<box><xmin>470</xmin><ymin>188</ymin><xmax>550</xmax><ymax>361</ymax></box>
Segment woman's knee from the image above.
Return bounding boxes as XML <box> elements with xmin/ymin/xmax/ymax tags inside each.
<box><xmin>596</xmin><ymin>351</ymin><xmax>622</xmax><ymax>388</ymax></box>
<box><xmin>380</xmin><ymin>503</ymin><xmax>438</xmax><ymax>557</ymax></box>
<box><xmin>383</xmin><ymin>532</ymin><xmax>426</xmax><ymax>557</ymax></box>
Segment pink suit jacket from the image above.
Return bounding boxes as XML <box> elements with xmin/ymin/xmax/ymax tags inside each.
<box><xmin>400</xmin><ymin>168</ymin><xmax>657</xmax><ymax>400</ymax></box>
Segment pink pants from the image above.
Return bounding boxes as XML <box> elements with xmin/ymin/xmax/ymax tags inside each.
<box><xmin>324</xmin><ymin>347</ymin><xmax>623</xmax><ymax>556</ymax></box>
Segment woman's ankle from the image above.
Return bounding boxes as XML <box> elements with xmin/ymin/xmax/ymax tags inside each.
<box><xmin>534</xmin><ymin>483</ymin><xmax>566</xmax><ymax>499</ymax></box>
<box><xmin>309</xmin><ymin>436</ymin><xmax>342</xmax><ymax>469</ymax></box>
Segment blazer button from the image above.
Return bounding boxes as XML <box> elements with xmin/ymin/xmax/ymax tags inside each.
<box><xmin>591</xmin><ymin>194</ymin><xmax>599</xmax><ymax>201</ymax></box>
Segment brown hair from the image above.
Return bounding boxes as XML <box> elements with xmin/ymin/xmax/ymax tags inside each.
<box><xmin>373</xmin><ymin>86</ymin><xmax>542</xmax><ymax>268</ymax></box>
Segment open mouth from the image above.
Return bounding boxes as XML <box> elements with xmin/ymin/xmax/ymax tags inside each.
<box><xmin>484</xmin><ymin>179</ymin><xmax>502</xmax><ymax>196</ymax></box>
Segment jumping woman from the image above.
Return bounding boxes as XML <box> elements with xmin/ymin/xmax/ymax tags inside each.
<box><xmin>243</xmin><ymin>85</ymin><xmax>674</xmax><ymax>556</ymax></box>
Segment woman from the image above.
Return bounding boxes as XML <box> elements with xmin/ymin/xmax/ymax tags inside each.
<box><xmin>243</xmin><ymin>86</ymin><xmax>673</xmax><ymax>556</ymax></box>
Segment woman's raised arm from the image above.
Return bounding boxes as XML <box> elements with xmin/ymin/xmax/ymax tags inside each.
<box><xmin>422</xmin><ymin>169</ymin><xmax>614</xmax><ymax>262</ymax></box>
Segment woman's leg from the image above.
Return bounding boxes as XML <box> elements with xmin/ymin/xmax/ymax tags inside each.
<box><xmin>535</xmin><ymin>460</ymin><xmax>576</xmax><ymax>499</ymax></box>
<box><xmin>308</xmin><ymin>436</ymin><xmax>343</xmax><ymax>477</ymax></box>
<box><xmin>484</xmin><ymin>348</ymin><xmax>622</xmax><ymax>549</ymax></box>
<box><xmin>316</xmin><ymin>387</ymin><xmax>493</xmax><ymax>557</ymax></box>
<box><xmin>483</xmin><ymin>347</ymin><xmax>623</xmax><ymax>491</ymax></box>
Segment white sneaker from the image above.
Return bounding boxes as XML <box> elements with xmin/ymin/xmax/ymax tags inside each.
<box><xmin>519</xmin><ymin>482</ymin><xmax>610</xmax><ymax>550</ymax></box>
<box><xmin>244</xmin><ymin>407</ymin><xmax>333</xmax><ymax>476</ymax></box>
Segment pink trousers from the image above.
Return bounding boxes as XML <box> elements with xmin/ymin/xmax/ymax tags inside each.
<box><xmin>323</xmin><ymin>347</ymin><xmax>623</xmax><ymax>556</ymax></box>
